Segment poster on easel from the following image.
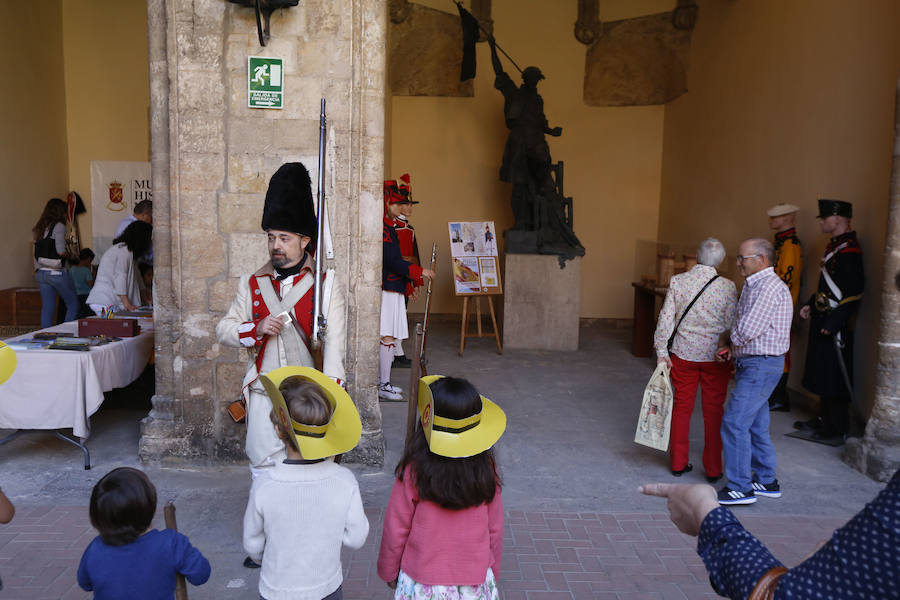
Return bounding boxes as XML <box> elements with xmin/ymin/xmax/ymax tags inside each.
<box><xmin>448</xmin><ymin>221</ymin><xmax>501</xmax><ymax>295</ymax></box>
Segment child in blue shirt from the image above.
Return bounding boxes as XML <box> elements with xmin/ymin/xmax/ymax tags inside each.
<box><xmin>77</xmin><ymin>467</ymin><xmax>210</xmax><ymax>599</ymax></box>
<box><xmin>68</xmin><ymin>248</ymin><xmax>95</xmax><ymax>318</ymax></box>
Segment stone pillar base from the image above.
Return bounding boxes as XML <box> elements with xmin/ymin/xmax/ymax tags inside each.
<box><xmin>343</xmin><ymin>431</ymin><xmax>385</xmax><ymax>466</ymax></box>
<box><xmin>843</xmin><ymin>436</ymin><xmax>900</xmax><ymax>482</ymax></box>
<box><xmin>503</xmin><ymin>255</ymin><xmax>581</xmax><ymax>351</ymax></box>
<box><xmin>139</xmin><ymin>396</ymin><xmax>245</xmax><ymax>464</ymax></box>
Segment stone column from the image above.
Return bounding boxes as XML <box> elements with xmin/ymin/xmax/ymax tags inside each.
<box><xmin>844</xmin><ymin>77</ymin><xmax>900</xmax><ymax>481</ymax></box>
<box><xmin>140</xmin><ymin>0</ymin><xmax>386</xmax><ymax>465</ymax></box>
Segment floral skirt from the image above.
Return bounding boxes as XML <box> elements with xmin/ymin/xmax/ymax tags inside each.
<box><xmin>394</xmin><ymin>568</ymin><xmax>498</xmax><ymax>600</ymax></box>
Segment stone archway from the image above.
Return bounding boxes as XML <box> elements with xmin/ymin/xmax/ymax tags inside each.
<box><xmin>844</xmin><ymin>76</ymin><xmax>900</xmax><ymax>482</ymax></box>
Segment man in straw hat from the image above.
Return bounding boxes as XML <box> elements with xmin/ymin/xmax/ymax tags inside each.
<box><xmin>766</xmin><ymin>203</ymin><xmax>803</xmax><ymax>411</ymax></box>
<box><xmin>216</xmin><ymin>163</ymin><xmax>347</xmax><ymax>484</ymax></box>
<box><xmin>246</xmin><ymin>366</ymin><xmax>368</xmax><ymax>599</ymax></box>
<box><xmin>795</xmin><ymin>199</ymin><xmax>864</xmax><ymax>442</ymax></box>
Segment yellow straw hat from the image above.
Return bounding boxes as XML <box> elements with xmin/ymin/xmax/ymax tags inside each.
<box><xmin>0</xmin><ymin>342</ymin><xmax>16</xmax><ymax>385</ymax></box>
<box><xmin>260</xmin><ymin>366</ymin><xmax>361</xmax><ymax>460</ymax></box>
<box><xmin>418</xmin><ymin>375</ymin><xmax>506</xmax><ymax>458</ymax></box>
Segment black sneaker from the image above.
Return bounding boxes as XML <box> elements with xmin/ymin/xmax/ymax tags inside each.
<box><xmin>243</xmin><ymin>556</ymin><xmax>261</xmax><ymax>569</ymax></box>
<box><xmin>717</xmin><ymin>487</ymin><xmax>757</xmax><ymax>505</ymax></box>
<box><xmin>751</xmin><ymin>479</ymin><xmax>782</xmax><ymax>498</ymax></box>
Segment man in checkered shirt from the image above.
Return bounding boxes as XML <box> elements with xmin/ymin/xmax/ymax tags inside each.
<box><xmin>715</xmin><ymin>238</ymin><xmax>793</xmax><ymax>505</ymax></box>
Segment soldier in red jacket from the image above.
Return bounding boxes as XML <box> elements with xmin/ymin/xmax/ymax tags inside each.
<box><xmin>381</xmin><ymin>177</ymin><xmax>434</xmax><ymax>400</ymax></box>
<box><xmin>385</xmin><ymin>174</ymin><xmax>423</xmax><ymax>368</ymax></box>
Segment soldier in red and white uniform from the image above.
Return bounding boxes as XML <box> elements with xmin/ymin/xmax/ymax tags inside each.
<box><xmin>384</xmin><ymin>174</ymin><xmax>423</xmax><ymax>368</ymax></box>
<box><xmin>216</xmin><ymin>163</ymin><xmax>346</xmax><ymax>473</ymax></box>
<box><xmin>380</xmin><ymin>177</ymin><xmax>433</xmax><ymax>399</ymax></box>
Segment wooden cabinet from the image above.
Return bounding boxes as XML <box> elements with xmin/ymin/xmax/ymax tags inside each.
<box><xmin>0</xmin><ymin>288</ymin><xmax>43</xmax><ymax>327</ymax></box>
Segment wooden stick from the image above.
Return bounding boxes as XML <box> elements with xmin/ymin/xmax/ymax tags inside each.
<box><xmin>405</xmin><ymin>323</ymin><xmax>425</xmax><ymax>450</ymax></box>
<box><xmin>164</xmin><ymin>502</ymin><xmax>189</xmax><ymax>600</ymax></box>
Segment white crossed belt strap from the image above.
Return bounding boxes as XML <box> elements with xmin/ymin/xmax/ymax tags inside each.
<box><xmin>256</xmin><ymin>274</ymin><xmax>315</xmax><ymax>366</ymax></box>
<box><xmin>819</xmin><ymin>242</ymin><xmax>862</xmax><ymax>344</ymax></box>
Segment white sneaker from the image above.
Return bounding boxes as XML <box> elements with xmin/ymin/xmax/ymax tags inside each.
<box><xmin>378</xmin><ymin>383</ymin><xmax>403</xmax><ymax>401</ymax></box>
<box><xmin>384</xmin><ymin>383</ymin><xmax>402</xmax><ymax>394</ymax></box>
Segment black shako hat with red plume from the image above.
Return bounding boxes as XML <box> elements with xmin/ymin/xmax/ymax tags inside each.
<box><xmin>261</xmin><ymin>162</ymin><xmax>317</xmax><ymax>244</ymax></box>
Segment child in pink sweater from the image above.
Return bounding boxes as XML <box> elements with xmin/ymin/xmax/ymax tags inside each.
<box><xmin>377</xmin><ymin>375</ymin><xmax>506</xmax><ymax>599</ymax></box>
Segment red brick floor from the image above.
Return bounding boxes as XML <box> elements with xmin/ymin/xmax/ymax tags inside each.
<box><xmin>0</xmin><ymin>505</ymin><xmax>848</xmax><ymax>599</ymax></box>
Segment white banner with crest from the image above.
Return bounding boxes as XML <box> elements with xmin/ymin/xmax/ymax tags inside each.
<box><xmin>90</xmin><ymin>161</ymin><xmax>152</xmax><ymax>259</ymax></box>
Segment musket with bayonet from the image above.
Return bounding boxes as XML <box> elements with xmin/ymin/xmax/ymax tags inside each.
<box><xmin>419</xmin><ymin>242</ymin><xmax>437</xmax><ymax>376</ymax></box>
<box><xmin>311</xmin><ymin>98</ymin><xmax>327</xmax><ymax>371</ymax></box>
<box><xmin>405</xmin><ymin>243</ymin><xmax>437</xmax><ymax>448</ymax></box>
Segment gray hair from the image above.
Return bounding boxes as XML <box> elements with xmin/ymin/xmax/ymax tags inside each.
<box><xmin>697</xmin><ymin>238</ymin><xmax>726</xmax><ymax>267</ymax></box>
<box><xmin>745</xmin><ymin>238</ymin><xmax>775</xmax><ymax>266</ymax></box>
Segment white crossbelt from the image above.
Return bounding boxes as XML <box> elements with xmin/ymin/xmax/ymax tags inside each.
<box><xmin>819</xmin><ymin>242</ymin><xmax>847</xmax><ymax>344</ymax></box>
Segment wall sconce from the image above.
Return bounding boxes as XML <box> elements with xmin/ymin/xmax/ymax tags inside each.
<box><xmin>228</xmin><ymin>0</ymin><xmax>300</xmax><ymax>46</ymax></box>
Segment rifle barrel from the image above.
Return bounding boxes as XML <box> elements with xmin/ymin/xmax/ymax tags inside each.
<box><xmin>421</xmin><ymin>243</ymin><xmax>437</xmax><ymax>336</ymax></box>
<box><xmin>312</xmin><ymin>98</ymin><xmax>327</xmax><ymax>349</ymax></box>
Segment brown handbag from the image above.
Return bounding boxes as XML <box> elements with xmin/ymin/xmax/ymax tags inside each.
<box><xmin>748</xmin><ymin>566</ymin><xmax>788</xmax><ymax>600</ymax></box>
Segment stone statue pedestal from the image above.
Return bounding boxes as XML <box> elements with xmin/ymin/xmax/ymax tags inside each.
<box><xmin>503</xmin><ymin>254</ymin><xmax>581</xmax><ymax>351</ymax></box>
<box><xmin>504</xmin><ymin>230</ymin><xmax>538</xmax><ymax>254</ymax></box>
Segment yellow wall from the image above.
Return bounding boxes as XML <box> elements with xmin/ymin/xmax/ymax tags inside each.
<box><xmin>393</xmin><ymin>0</ymin><xmax>671</xmax><ymax>317</ymax></box>
<box><xmin>0</xmin><ymin>1</ymin><xmax>69</xmax><ymax>290</ymax></box>
<box><xmin>61</xmin><ymin>0</ymin><xmax>150</xmax><ymax>251</ymax></box>
<box><xmin>0</xmin><ymin>0</ymin><xmax>149</xmax><ymax>292</ymax></box>
<box><xmin>658</xmin><ymin>0</ymin><xmax>900</xmax><ymax>412</ymax></box>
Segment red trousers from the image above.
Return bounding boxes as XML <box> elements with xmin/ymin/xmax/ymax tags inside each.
<box><xmin>669</xmin><ymin>354</ymin><xmax>732</xmax><ymax>475</ymax></box>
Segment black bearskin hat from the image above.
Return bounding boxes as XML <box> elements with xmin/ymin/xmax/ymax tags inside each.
<box><xmin>261</xmin><ymin>163</ymin><xmax>317</xmax><ymax>243</ymax></box>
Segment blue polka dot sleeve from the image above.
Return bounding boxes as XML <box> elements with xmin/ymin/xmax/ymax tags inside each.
<box><xmin>698</xmin><ymin>470</ymin><xmax>900</xmax><ymax>599</ymax></box>
<box><xmin>697</xmin><ymin>507</ymin><xmax>782</xmax><ymax>598</ymax></box>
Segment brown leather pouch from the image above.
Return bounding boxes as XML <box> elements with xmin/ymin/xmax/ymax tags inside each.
<box><xmin>749</xmin><ymin>566</ymin><xmax>788</xmax><ymax>600</ymax></box>
<box><xmin>227</xmin><ymin>400</ymin><xmax>246</xmax><ymax>423</ymax></box>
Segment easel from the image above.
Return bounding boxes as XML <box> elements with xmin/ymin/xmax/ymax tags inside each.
<box><xmin>449</xmin><ymin>221</ymin><xmax>502</xmax><ymax>356</ymax></box>
<box><xmin>459</xmin><ymin>294</ymin><xmax>502</xmax><ymax>355</ymax></box>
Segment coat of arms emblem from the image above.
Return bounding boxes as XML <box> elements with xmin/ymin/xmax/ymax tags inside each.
<box><xmin>107</xmin><ymin>181</ymin><xmax>125</xmax><ymax>211</ymax></box>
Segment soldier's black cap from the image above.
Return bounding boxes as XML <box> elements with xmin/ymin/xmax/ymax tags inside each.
<box><xmin>261</xmin><ymin>163</ymin><xmax>317</xmax><ymax>243</ymax></box>
<box><xmin>522</xmin><ymin>66</ymin><xmax>544</xmax><ymax>83</ymax></box>
<box><xmin>817</xmin><ymin>199</ymin><xmax>852</xmax><ymax>219</ymax></box>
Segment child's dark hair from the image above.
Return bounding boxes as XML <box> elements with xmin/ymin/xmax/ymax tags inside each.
<box><xmin>270</xmin><ymin>377</ymin><xmax>333</xmax><ymax>433</ymax></box>
<box><xmin>395</xmin><ymin>377</ymin><xmax>501</xmax><ymax>510</ymax></box>
<box><xmin>112</xmin><ymin>220</ymin><xmax>153</xmax><ymax>258</ymax></box>
<box><xmin>79</xmin><ymin>248</ymin><xmax>95</xmax><ymax>262</ymax></box>
<box><xmin>89</xmin><ymin>467</ymin><xmax>157</xmax><ymax>546</ymax></box>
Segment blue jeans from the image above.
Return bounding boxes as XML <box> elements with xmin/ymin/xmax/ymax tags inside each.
<box><xmin>35</xmin><ymin>269</ymin><xmax>78</xmax><ymax>327</ymax></box>
<box><xmin>721</xmin><ymin>355</ymin><xmax>784</xmax><ymax>492</ymax></box>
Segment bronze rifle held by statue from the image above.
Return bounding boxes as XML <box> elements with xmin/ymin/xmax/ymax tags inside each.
<box><xmin>311</xmin><ymin>98</ymin><xmax>327</xmax><ymax>372</ymax></box>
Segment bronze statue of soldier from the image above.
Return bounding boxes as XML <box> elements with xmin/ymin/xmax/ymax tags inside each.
<box><xmin>488</xmin><ymin>36</ymin><xmax>584</xmax><ymax>260</ymax></box>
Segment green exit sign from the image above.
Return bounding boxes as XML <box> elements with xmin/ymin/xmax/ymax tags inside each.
<box><xmin>248</xmin><ymin>56</ymin><xmax>284</xmax><ymax>109</ymax></box>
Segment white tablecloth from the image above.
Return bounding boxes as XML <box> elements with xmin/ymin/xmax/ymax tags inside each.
<box><xmin>0</xmin><ymin>320</ymin><xmax>154</xmax><ymax>438</ymax></box>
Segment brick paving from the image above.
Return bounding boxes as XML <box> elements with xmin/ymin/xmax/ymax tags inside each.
<box><xmin>0</xmin><ymin>322</ymin><xmax>875</xmax><ymax>598</ymax></box>
<box><xmin>0</xmin><ymin>503</ymin><xmax>849</xmax><ymax>599</ymax></box>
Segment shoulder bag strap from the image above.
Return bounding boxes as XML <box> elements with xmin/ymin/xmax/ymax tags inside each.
<box><xmin>748</xmin><ymin>566</ymin><xmax>788</xmax><ymax>600</ymax></box>
<box><xmin>667</xmin><ymin>275</ymin><xmax>719</xmax><ymax>352</ymax></box>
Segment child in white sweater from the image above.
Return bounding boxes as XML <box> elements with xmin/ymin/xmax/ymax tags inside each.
<box><xmin>244</xmin><ymin>367</ymin><xmax>369</xmax><ymax>600</ymax></box>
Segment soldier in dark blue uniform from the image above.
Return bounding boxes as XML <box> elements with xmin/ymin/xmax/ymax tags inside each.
<box><xmin>796</xmin><ymin>199</ymin><xmax>864</xmax><ymax>441</ymax></box>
